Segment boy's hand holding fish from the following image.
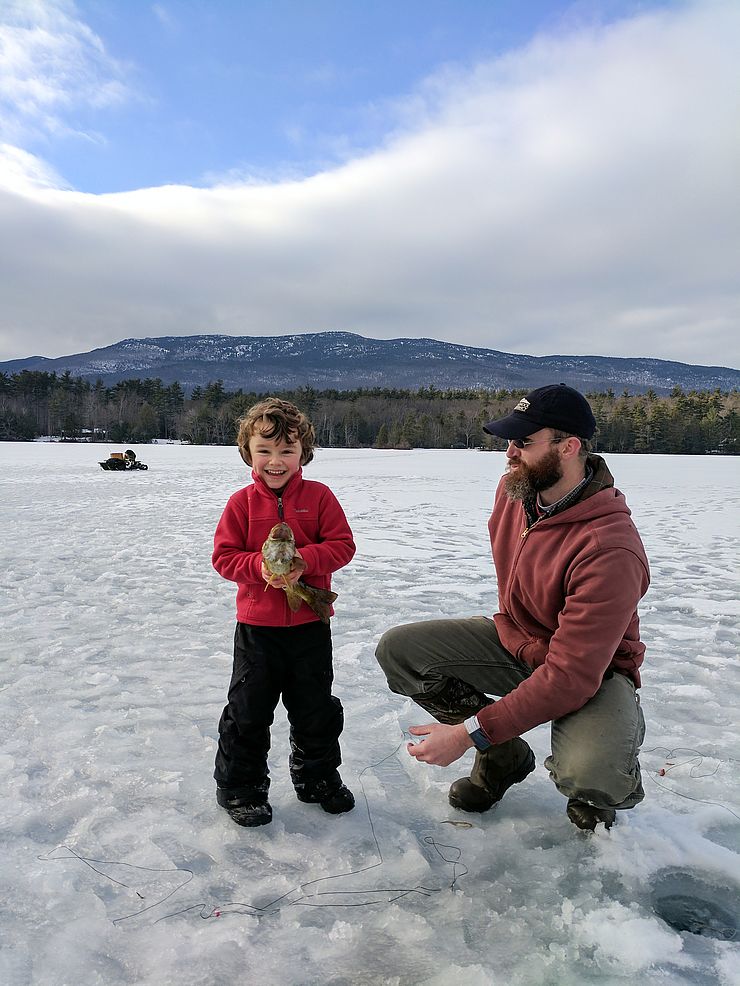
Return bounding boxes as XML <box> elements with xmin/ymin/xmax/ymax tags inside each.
<box><xmin>261</xmin><ymin>522</ymin><xmax>338</xmax><ymax>624</ymax></box>
<box><xmin>260</xmin><ymin>554</ymin><xmax>304</xmax><ymax>587</ymax></box>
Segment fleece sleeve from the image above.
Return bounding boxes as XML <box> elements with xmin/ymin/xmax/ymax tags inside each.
<box><xmin>478</xmin><ymin>547</ymin><xmax>649</xmax><ymax>745</ymax></box>
<box><xmin>211</xmin><ymin>495</ymin><xmax>264</xmax><ymax>584</ymax></box>
<box><xmin>296</xmin><ymin>487</ymin><xmax>356</xmax><ymax>576</ymax></box>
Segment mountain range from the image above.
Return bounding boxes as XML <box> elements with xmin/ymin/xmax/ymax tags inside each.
<box><xmin>2</xmin><ymin>332</ymin><xmax>738</xmax><ymax>394</ymax></box>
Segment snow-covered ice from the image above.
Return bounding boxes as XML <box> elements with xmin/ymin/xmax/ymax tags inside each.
<box><xmin>1</xmin><ymin>443</ymin><xmax>738</xmax><ymax>986</ymax></box>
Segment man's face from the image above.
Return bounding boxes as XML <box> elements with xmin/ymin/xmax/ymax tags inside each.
<box><xmin>504</xmin><ymin>429</ymin><xmax>563</xmax><ymax>501</ymax></box>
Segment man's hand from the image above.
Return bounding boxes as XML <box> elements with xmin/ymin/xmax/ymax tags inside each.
<box><xmin>406</xmin><ymin>723</ymin><xmax>474</xmax><ymax>767</ymax></box>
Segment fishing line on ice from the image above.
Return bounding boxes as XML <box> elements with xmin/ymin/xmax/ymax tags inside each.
<box><xmin>154</xmin><ymin>737</ymin><xmax>468</xmax><ymax>922</ymax></box>
<box><xmin>644</xmin><ymin>746</ymin><xmax>740</xmax><ymax>821</ymax></box>
<box><xmin>36</xmin><ymin>845</ymin><xmax>195</xmax><ymax>922</ymax></box>
<box><xmin>39</xmin><ymin>736</ymin><xmax>469</xmax><ymax>925</ymax></box>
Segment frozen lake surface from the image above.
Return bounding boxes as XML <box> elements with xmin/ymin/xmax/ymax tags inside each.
<box><xmin>1</xmin><ymin>443</ymin><xmax>738</xmax><ymax>986</ymax></box>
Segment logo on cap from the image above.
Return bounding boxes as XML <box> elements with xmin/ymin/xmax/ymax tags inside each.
<box><xmin>514</xmin><ymin>398</ymin><xmax>530</xmax><ymax>412</ymax></box>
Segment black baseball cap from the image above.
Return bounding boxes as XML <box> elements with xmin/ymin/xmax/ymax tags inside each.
<box><xmin>483</xmin><ymin>384</ymin><xmax>597</xmax><ymax>440</ymax></box>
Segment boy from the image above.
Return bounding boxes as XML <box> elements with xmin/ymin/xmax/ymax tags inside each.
<box><xmin>212</xmin><ymin>398</ymin><xmax>356</xmax><ymax>826</ymax></box>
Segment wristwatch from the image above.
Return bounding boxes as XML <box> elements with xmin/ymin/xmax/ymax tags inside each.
<box><xmin>464</xmin><ymin>715</ymin><xmax>492</xmax><ymax>751</ymax></box>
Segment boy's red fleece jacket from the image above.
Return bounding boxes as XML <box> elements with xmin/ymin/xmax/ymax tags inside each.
<box><xmin>212</xmin><ymin>469</ymin><xmax>355</xmax><ymax>626</ymax></box>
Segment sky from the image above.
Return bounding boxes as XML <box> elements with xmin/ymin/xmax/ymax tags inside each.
<box><xmin>0</xmin><ymin>0</ymin><xmax>738</xmax><ymax>368</ymax></box>
<box><xmin>2</xmin><ymin>444</ymin><xmax>739</xmax><ymax>984</ymax></box>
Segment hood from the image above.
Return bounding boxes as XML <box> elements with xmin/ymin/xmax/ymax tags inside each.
<box><xmin>579</xmin><ymin>453</ymin><xmax>616</xmax><ymax>501</ymax></box>
<box><xmin>540</xmin><ymin>454</ymin><xmax>634</xmax><ymax>528</ymax></box>
<box><xmin>510</xmin><ymin>453</ymin><xmax>632</xmax><ymax>530</ymax></box>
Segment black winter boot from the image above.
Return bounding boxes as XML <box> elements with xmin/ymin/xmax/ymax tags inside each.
<box><xmin>217</xmin><ymin>784</ymin><xmax>272</xmax><ymax>827</ymax></box>
<box><xmin>294</xmin><ymin>770</ymin><xmax>355</xmax><ymax>814</ymax></box>
<box><xmin>566</xmin><ymin>799</ymin><xmax>616</xmax><ymax>831</ymax></box>
<box><xmin>448</xmin><ymin>738</ymin><xmax>535</xmax><ymax>813</ymax></box>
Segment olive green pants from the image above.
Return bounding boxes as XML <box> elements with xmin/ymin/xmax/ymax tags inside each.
<box><xmin>376</xmin><ymin>616</ymin><xmax>645</xmax><ymax>811</ymax></box>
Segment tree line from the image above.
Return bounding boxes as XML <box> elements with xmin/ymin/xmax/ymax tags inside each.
<box><xmin>1</xmin><ymin>369</ymin><xmax>737</xmax><ymax>454</ymax></box>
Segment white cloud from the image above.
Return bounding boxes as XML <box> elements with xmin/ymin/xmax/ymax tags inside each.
<box><xmin>0</xmin><ymin>0</ymin><xmax>738</xmax><ymax>368</ymax></box>
<box><xmin>0</xmin><ymin>142</ymin><xmax>68</xmax><ymax>191</ymax></box>
<box><xmin>0</xmin><ymin>0</ymin><xmax>131</xmax><ymax>145</ymax></box>
<box><xmin>151</xmin><ymin>4</ymin><xmax>179</xmax><ymax>34</ymax></box>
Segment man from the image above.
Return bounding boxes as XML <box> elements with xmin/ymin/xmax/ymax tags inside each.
<box><xmin>376</xmin><ymin>384</ymin><xmax>650</xmax><ymax>831</ymax></box>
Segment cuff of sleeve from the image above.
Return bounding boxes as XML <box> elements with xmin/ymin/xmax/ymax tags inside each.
<box><xmin>296</xmin><ymin>545</ymin><xmax>315</xmax><ymax>575</ymax></box>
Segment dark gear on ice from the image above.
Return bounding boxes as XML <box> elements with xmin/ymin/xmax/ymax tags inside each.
<box><xmin>99</xmin><ymin>449</ymin><xmax>148</xmax><ymax>471</ymax></box>
<box><xmin>377</xmin><ymin>384</ymin><xmax>650</xmax><ymax>833</ymax></box>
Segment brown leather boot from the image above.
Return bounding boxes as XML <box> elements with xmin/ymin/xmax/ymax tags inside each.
<box><xmin>566</xmin><ymin>799</ymin><xmax>616</xmax><ymax>830</ymax></box>
<box><xmin>448</xmin><ymin>738</ymin><xmax>535</xmax><ymax>812</ymax></box>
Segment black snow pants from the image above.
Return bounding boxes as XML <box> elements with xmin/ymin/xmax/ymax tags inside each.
<box><xmin>214</xmin><ymin>621</ymin><xmax>344</xmax><ymax>793</ymax></box>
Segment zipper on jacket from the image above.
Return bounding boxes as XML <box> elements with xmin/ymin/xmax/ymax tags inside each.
<box><xmin>521</xmin><ymin>512</ymin><xmax>548</xmax><ymax>540</ymax></box>
<box><xmin>520</xmin><ymin>516</ymin><xmax>539</xmax><ymax>539</ymax></box>
<box><xmin>277</xmin><ymin>496</ymin><xmax>284</xmax><ymax>519</ymax></box>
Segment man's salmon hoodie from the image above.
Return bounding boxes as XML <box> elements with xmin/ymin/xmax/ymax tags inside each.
<box><xmin>478</xmin><ymin>453</ymin><xmax>650</xmax><ymax>746</ymax></box>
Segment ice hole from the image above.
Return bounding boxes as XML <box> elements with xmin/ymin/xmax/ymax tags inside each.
<box><xmin>651</xmin><ymin>869</ymin><xmax>738</xmax><ymax>941</ymax></box>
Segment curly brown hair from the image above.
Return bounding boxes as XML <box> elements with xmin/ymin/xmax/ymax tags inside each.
<box><xmin>236</xmin><ymin>398</ymin><xmax>315</xmax><ymax>466</ymax></box>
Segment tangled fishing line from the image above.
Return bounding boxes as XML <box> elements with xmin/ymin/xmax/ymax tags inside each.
<box><xmin>39</xmin><ymin>739</ymin><xmax>469</xmax><ymax>926</ymax></box>
<box><xmin>644</xmin><ymin>746</ymin><xmax>740</xmax><ymax>821</ymax></box>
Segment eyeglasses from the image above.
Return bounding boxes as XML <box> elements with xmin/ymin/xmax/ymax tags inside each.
<box><xmin>507</xmin><ymin>437</ymin><xmax>564</xmax><ymax>450</ymax></box>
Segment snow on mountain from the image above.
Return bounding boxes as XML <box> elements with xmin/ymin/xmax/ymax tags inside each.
<box><xmin>2</xmin><ymin>332</ymin><xmax>738</xmax><ymax>393</ymax></box>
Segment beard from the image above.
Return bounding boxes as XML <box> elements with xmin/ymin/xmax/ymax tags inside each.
<box><xmin>504</xmin><ymin>447</ymin><xmax>563</xmax><ymax>502</ymax></box>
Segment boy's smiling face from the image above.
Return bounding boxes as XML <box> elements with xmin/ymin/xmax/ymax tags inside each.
<box><xmin>248</xmin><ymin>430</ymin><xmax>303</xmax><ymax>490</ymax></box>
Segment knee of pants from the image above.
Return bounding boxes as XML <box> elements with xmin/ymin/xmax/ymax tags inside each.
<box><xmin>375</xmin><ymin>625</ymin><xmax>408</xmax><ymax>677</ymax></box>
<box><xmin>546</xmin><ymin>749</ymin><xmax>639</xmax><ymax>806</ymax></box>
<box><xmin>291</xmin><ymin>695</ymin><xmax>344</xmax><ymax>741</ymax></box>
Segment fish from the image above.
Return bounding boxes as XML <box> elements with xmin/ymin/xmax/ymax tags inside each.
<box><xmin>261</xmin><ymin>522</ymin><xmax>338</xmax><ymax>624</ymax></box>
